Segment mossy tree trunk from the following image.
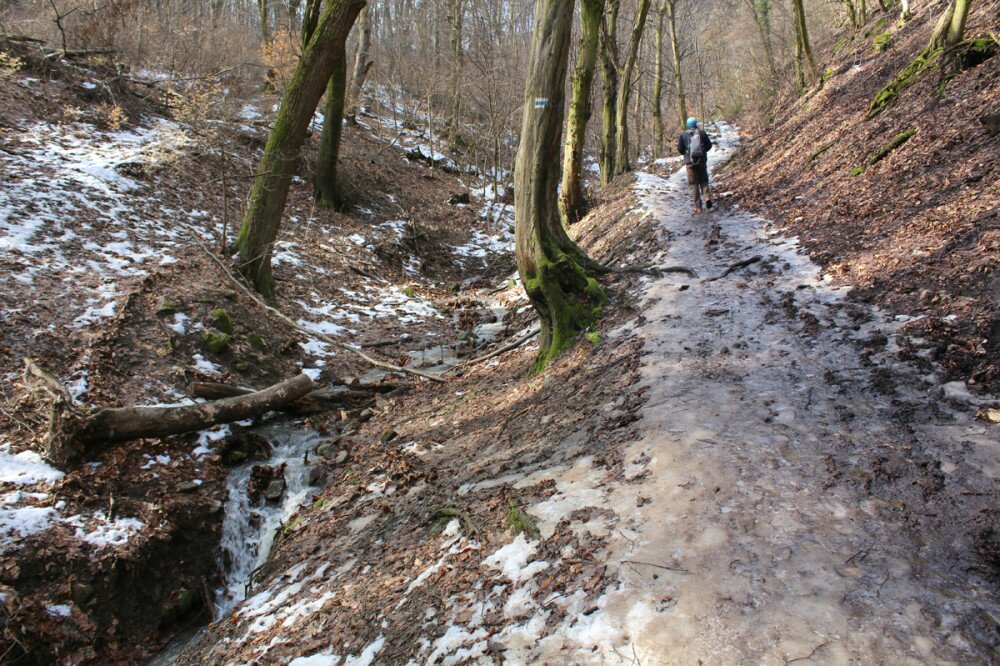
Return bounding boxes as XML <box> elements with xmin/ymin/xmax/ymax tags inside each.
<box><xmin>791</xmin><ymin>0</ymin><xmax>819</xmax><ymax>86</ymax></box>
<box><xmin>611</xmin><ymin>0</ymin><xmax>652</xmax><ymax>176</ymax></box>
<box><xmin>516</xmin><ymin>0</ymin><xmax>607</xmax><ymax>372</ymax></box>
<box><xmin>237</xmin><ymin>0</ymin><xmax>366</xmax><ymax>299</ymax></box>
<box><xmin>559</xmin><ymin>0</ymin><xmax>604</xmax><ymax>225</ymax></box>
<box><xmin>666</xmin><ymin>0</ymin><xmax>688</xmax><ymax>129</ymax></box>
<box><xmin>947</xmin><ymin>0</ymin><xmax>971</xmax><ymax>47</ymax></box>
<box><xmin>841</xmin><ymin>0</ymin><xmax>859</xmax><ymax>32</ymax></box>
<box><xmin>599</xmin><ymin>0</ymin><xmax>620</xmax><ymax>186</ymax></box>
<box><xmin>302</xmin><ymin>0</ymin><xmax>321</xmax><ymax>46</ymax></box>
<box><xmin>316</xmin><ymin>42</ymin><xmax>348</xmax><ymax>209</ymax></box>
<box><xmin>748</xmin><ymin>0</ymin><xmax>779</xmax><ymax>88</ymax></box>
<box><xmin>258</xmin><ymin>0</ymin><xmax>271</xmax><ymax>45</ymax></box>
<box><xmin>346</xmin><ymin>3</ymin><xmax>373</xmax><ymax>123</ymax></box>
<box><xmin>652</xmin><ymin>0</ymin><xmax>667</xmax><ymax>156</ymax></box>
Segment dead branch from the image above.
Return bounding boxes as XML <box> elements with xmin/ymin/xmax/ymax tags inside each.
<box><xmin>24</xmin><ymin>360</ymin><xmax>314</xmax><ymax>467</ymax></box>
<box><xmin>187</xmin><ymin>230</ymin><xmax>447</xmax><ymax>383</ymax></box>
<box><xmin>704</xmin><ymin>255</ymin><xmax>763</xmax><ymax>282</ymax></box>
<box><xmin>464</xmin><ymin>327</ymin><xmax>540</xmax><ymax>365</ymax></box>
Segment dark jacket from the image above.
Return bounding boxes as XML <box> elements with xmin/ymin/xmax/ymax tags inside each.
<box><xmin>677</xmin><ymin>128</ymin><xmax>713</xmax><ymax>165</ymax></box>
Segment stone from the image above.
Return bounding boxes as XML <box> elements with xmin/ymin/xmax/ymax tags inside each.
<box><xmin>448</xmin><ymin>191</ymin><xmax>471</xmax><ymax>205</ymax></box>
<box><xmin>176</xmin><ymin>481</ymin><xmax>200</xmax><ymax>493</ymax></box>
<box><xmin>334</xmin><ymin>450</ymin><xmax>349</xmax><ymax>465</ymax></box>
<box><xmin>265</xmin><ymin>477</ymin><xmax>286</xmax><ymax>502</ymax></box>
<box><xmin>379</xmin><ymin>428</ymin><xmax>398</xmax><ymax>444</ymax></box>
<box><xmin>316</xmin><ymin>437</ymin><xmax>341</xmax><ymax>459</ymax></box>
<box><xmin>71</xmin><ymin>582</ymin><xmax>94</xmax><ymax>606</ymax></box>
<box><xmin>306</xmin><ymin>465</ymin><xmax>324</xmax><ymax>486</ymax></box>
<box><xmin>977</xmin><ymin>407</ymin><xmax>1000</xmax><ymax>424</ymax></box>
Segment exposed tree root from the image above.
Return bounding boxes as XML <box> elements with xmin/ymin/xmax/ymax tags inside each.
<box><xmin>704</xmin><ymin>255</ymin><xmax>763</xmax><ymax>282</ymax></box>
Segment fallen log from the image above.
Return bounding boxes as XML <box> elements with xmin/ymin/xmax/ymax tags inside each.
<box><xmin>23</xmin><ymin>359</ymin><xmax>313</xmax><ymax>468</ymax></box>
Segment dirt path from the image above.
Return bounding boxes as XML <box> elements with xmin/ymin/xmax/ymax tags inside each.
<box><xmin>523</xmin><ymin>127</ymin><xmax>999</xmax><ymax>664</ymax></box>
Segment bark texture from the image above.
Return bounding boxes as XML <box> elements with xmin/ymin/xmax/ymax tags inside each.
<box><xmin>559</xmin><ymin>0</ymin><xmax>604</xmax><ymax>224</ymax></box>
<box><xmin>599</xmin><ymin>0</ymin><xmax>620</xmax><ymax>186</ymax></box>
<box><xmin>316</xmin><ymin>42</ymin><xmax>349</xmax><ymax>208</ymax></box>
<box><xmin>515</xmin><ymin>0</ymin><xmax>606</xmax><ymax>371</ymax></box>
<box><xmin>666</xmin><ymin>0</ymin><xmax>687</xmax><ymax>129</ymax></box>
<box><xmin>236</xmin><ymin>0</ymin><xmax>366</xmax><ymax>298</ymax></box>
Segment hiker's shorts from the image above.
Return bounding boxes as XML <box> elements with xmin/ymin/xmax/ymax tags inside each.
<box><xmin>686</xmin><ymin>162</ymin><xmax>709</xmax><ymax>186</ymax></box>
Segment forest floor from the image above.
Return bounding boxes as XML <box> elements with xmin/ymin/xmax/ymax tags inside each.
<box><xmin>1</xmin><ymin>28</ymin><xmax>998</xmax><ymax>665</ymax></box>
<box><xmin>178</xmin><ymin>126</ymin><xmax>999</xmax><ymax>664</ymax></box>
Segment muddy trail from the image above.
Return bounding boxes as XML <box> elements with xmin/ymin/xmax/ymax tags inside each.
<box><xmin>576</xmin><ymin>129</ymin><xmax>1000</xmax><ymax>662</ymax></box>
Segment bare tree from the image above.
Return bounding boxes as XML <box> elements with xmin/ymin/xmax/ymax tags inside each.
<box><xmin>236</xmin><ymin>0</ymin><xmax>367</xmax><ymax>298</ymax></box>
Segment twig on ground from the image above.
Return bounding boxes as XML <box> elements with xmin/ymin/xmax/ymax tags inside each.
<box><xmin>460</xmin><ymin>327</ymin><xmax>540</xmax><ymax>367</ymax></box>
<box><xmin>621</xmin><ymin>559</ymin><xmax>689</xmax><ymax>573</ymax></box>
<box><xmin>704</xmin><ymin>255</ymin><xmax>763</xmax><ymax>282</ymax></box>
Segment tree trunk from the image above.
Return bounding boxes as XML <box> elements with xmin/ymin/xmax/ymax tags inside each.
<box><xmin>599</xmin><ymin>0</ymin><xmax>620</xmax><ymax>186</ymax></box>
<box><xmin>946</xmin><ymin>0</ymin><xmax>971</xmax><ymax>47</ymax></box>
<box><xmin>559</xmin><ymin>0</ymin><xmax>604</xmax><ymax>225</ymax></box>
<box><xmin>899</xmin><ymin>0</ymin><xmax>912</xmax><ymax>23</ymax></box>
<box><xmin>316</xmin><ymin>43</ymin><xmax>348</xmax><ymax>209</ymax></box>
<box><xmin>666</xmin><ymin>0</ymin><xmax>687</xmax><ymax>129</ymax></box>
<box><xmin>611</xmin><ymin>0</ymin><xmax>652</xmax><ymax>176</ymax></box>
<box><xmin>791</xmin><ymin>0</ymin><xmax>819</xmax><ymax>85</ymax></box>
<box><xmin>928</xmin><ymin>0</ymin><xmax>957</xmax><ymax>49</ymax></box>
<box><xmin>346</xmin><ymin>2</ymin><xmax>374</xmax><ymax>122</ymax></box>
<box><xmin>22</xmin><ymin>358</ymin><xmax>314</xmax><ymax>468</ymax></box>
<box><xmin>258</xmin><ymin>0</ymin><xmax>271</xmax><ymax>45</ymax></box>
<box><xmin>302</xmin><ymin>0</ymin><xmax>322</xmax><ymax>46</ymax></box>
<box><xmin>652</xmin><ymin>1</ymin><xmax>667</xmax><ymax>157</ymax></box>
<box><xmin>516</xmin><ymin>0</ymin><xmax>606</xmax><ymax>372</ymax></box>
<box><xmin>749</xmin><ymin>0</ymin><xmax>779</xmax><ymax>82</ymax></box>
<box><xmin>237</xmin><ymin>0</ymin><xmax>366</xmax><ymax>299</ymax></box>
<box><xmin>447</xmin><ymin>0</ymin><xmax>465</xmax><ymax>145</ymax></box>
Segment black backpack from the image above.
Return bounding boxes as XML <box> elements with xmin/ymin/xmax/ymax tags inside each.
<box><xmin>687</xmin><ymin>130</ymin><xmax>706</xmax><ymax>165</ymax></box>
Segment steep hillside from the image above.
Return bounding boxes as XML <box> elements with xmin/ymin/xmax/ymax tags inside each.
<box><xmin>722</xmin><ymin>0</ymin><xmax>999</xmax><ymax>392</ymax></box>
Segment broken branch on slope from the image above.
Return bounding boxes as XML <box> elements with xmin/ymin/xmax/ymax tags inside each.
<box><xmin>22</xmin><ymin>359</ymin><xmax>314</xmax><ymax>468</ymax></box>
<box><xmin>187</xmin><ymin>230</ymin><xmax>447</xmax><ymax>383</ymax></box>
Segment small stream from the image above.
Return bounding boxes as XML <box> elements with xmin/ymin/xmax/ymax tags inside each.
<box><xmin>152</xmin><ymin>299</ymin><xmax>516</xmax><ymax>663</ymax></box>
<box><xmin>214</xmin><ymin>425</ymin><xmax>326</xmax><ymax>617</ymax></box>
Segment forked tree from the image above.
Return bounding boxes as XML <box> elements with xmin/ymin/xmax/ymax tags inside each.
<box><xmin>611</xmin><ymin>0</ymin><xmax>652</xmax><ymax>175</ymax></box>
<box><xmin>559</xmin><ymin>0</ymin><xmax>604</xmax><ymax>224</ymax></box>
<box><xmin>515</xmin><ymin>0</ymin><xmax>607</xmax><ymax>371</ymax></box>
<box><xmin>237</xmin><ymin>0</ymin><xmax>366</xmax><ymax>298</ymax></box>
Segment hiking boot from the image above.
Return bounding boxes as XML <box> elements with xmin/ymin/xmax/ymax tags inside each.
<box><xmin>705</xmin><ymin>199</ymin><xmax>714</xmax><ymax>210</ymax></box>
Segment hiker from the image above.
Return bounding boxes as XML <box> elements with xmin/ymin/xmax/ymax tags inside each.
<box><xmin>677</xmin><ymin>117</ymin><xmax>714</xmax><ymax>213</ymax></box>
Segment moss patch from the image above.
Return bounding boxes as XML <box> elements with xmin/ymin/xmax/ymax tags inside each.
<box><xmin>870</xmin><ymin>129</ymin><xmax>916</xmax><ymax>165</ymax></box>
<box><xmin>873</xmin><ymin>32</ymin><xmax>893</xmax><ymax>53</ymax></box>
<box><xmin>210</xmin><ymin>309</ymin><xmax>234</xmax><ymax>334</ymax></box>
<box><xmin>869</xmin><ymin>46</ymin><xmax>942</xmax><ymax>117</ymax></box>
<box><xmin>809</xmin><ymin>137</ymin><xmax>840</xmax><ymax>163</ymax></box>
<box><xmin>506</xmin><ymin>500</ymin><xmax>540</xmax><ymax>539</ymax></box>
<box><xmin>203</xmin><ymin>330</ymin><xmax>232</xmax><ymax>354</ymax></box>
<box><xmin>851</xmin><ymin>129</ymin><xmax>916</xmax><ymax>177</ymax></box>
<box><xmin>247</xmin><ymin>332</ymin><xmax>268</xmax><ymax>351</ymax></box>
